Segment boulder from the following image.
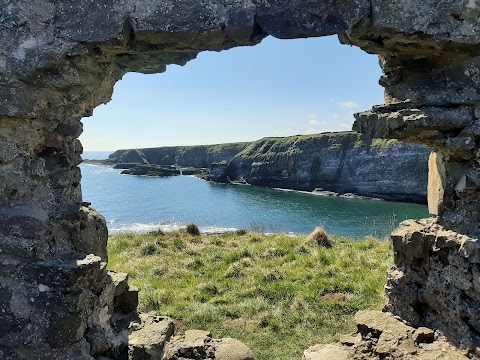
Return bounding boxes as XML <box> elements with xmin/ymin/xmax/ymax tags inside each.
<box><xmin>304</xmin><ymin>311</ymin><xmax>469</xmax><ymax>360</ymax></box>
<box><xmin>128</xmin><ymin>314</ymin><xmax>175</xmax><ymax>360</ymax></box>
<box><xmin>163</xmin><ymin>330</ymin><xmax>254</xmax><ymax>360</ymax></box>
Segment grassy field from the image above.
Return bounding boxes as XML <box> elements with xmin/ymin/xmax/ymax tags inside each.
<box><xmin>108</xmin><ymin>229</ymin><xmax>393</xmax><ymax>360</ymax></box>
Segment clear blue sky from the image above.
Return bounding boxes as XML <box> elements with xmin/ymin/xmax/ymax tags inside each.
<box><xmin>80</xmin><ymin>35</ymin><xmax>384</xmax><ymax>151</ymax></box>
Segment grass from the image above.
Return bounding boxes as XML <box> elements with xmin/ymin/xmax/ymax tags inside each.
<box><xmin>305</xmin><ymin>227</ymin><xmax>332</xmax><ymax>248</ymax></box>
<box><xmin>234</xmin><ymin>132</ymin><xmax>400</xmax><ymax>162</ymax></box>
<box><xmin>108</xmin><ymin>230</ymin><xmax>393</xmax><ymax>360</ymax></box>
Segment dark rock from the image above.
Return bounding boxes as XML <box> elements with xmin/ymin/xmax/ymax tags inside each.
<box><xmin>56</xmin><ymin>123</ymin><xmax>83</xmax><ymax>137</ymax></box>
<box><xmin>121</xmin><ymin>165</ymin><xmax>180</xmax><ymax>177</ymax></box>
<box><xmin>0</xmin><ymin>286</ymin><xmax>29</xmax><ymax>337</ymax></box>
<box><xmin>22</xmin><ymin>254</ymin><xmax>103</xmax><ymax>291</ymax></box>
<box><xmin>85</xmin><ymin>326</ymin><xmax>111</xmax><ymax>356</ymax></box>
<box><xmin>114</xmin><ymin>286</ymin><xmax>139</xmax><ymax>315</ymax></box>
<box><xmin>46</xmin><ymin>312</ymin><xmax>85</xmax><ymax>348</ymax></box>
<box><xmin>255</xmin><ymin>0</ymin><xmax>368</xmax><ymax>38</ymax></box>
<box><xmin>208</xmin><ymin>161</ymin><xmax>229</xmax><ymax>182</ymax></box>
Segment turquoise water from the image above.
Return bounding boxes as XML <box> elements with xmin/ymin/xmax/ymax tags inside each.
<box><xmin>81</xmin><ymin>151</ymin><xmax>430</xmax><ymax>238</ymax></box>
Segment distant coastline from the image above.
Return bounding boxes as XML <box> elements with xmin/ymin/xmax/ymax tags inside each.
<box><xmin>84</xmin><ymin>131</ymin><xmax>431</xmax><ymax>204</ymax></box>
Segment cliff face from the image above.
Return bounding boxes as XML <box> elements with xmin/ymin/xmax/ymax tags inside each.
<box><xmin>225</xmin><ymin>133</ymin><xmax>430</xmax><ymax>203</ymax></box>
<box><xmin>109</xmin><ymin>143</ymin><xmax>249</xmax><ymax>168</ymax></box>
<box><xmin>107</xmin><ymin>132</ymin><xmax>430</xmax><ymax>203</ymax></box>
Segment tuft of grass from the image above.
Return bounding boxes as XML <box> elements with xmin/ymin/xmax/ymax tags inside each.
<box><xmin>148</xmin><ymin>229</ymin><xmax>165</xmax><ymax>237</ymax></box>
<box><xmin>306</xmin><ymin>227</ymin><xmax>332</xmax><ymax>248</ymax></box>
<box><xmin>185</xmin><ymin>223</ymin><xmax>201</xmax><ymax>236</ymax></box>
<box><xmin>108</xmin><ymin>230</ymin><xmax>393</xmax><ymax>360</ymax></box>
<box><xmin>140</xmin><ymin>243</ymin><xmax>157</xmax><ymax>256</ymax></box>
<box><xmin>235</xmin><ymin>229</ymin><xmax>248</xmax><ymax>236</ymax></box>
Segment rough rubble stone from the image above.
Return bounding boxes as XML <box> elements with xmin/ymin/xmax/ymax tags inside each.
<box><xmin>386</xmin><ymin>219</ymin><xmax>480</xmax><ymax>351</ymax></box>
<box><xmin>163</xmin><ymin>331</ymin><xmax>255</xmax><ymax>360</ymax></box>
<box><xmin>303</xmin><ymin>344</ymin><xmax>350</xmax><ymax>360</ymax></box>
<box><xmin>215</xmin><ymin>338</ymin><xmax>255</xmax><ymax>360</ymax></box>
<box><xmin>128</xmin><ymin>314</ymin><xmax>175</xmax><ymax>360</ymax></box>
<box><xmin>306</xmin><ymin>311</ymin><xmax>469</xmax><ymax>360</ymax></box>
<box><xmin>427</xmin><ymin>152</ymin><xmax>445</xmax><ymax>215</ymax></box>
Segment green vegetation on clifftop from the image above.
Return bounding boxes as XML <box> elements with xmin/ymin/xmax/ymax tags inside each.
<box><xmin>108</xmin><ymin>230</ymin><xmax>393</xmax><ymax>360</ymax></box>
<box><xmin>235</xmin><ymin>132</ymin><xmax>399</xmax><ymax>159</ymax></box>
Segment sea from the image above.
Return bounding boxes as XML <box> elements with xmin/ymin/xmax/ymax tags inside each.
<box><xmin>81</xmin><ymin>151</ymin><xmax>431</xmax><ymax>239</ymax></box>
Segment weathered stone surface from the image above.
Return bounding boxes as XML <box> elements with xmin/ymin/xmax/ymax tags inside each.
<box><xmin>184</xmin><ymin>330</ymin><xmax>212</xmax><ymax>343</ymax></box>
<box><xmin>307</xmin><ymin>311</ymin><xmax>468</xmax><ymax>360</ymax></box>
<box><xmin>215</xmin><ymin>338</ymin><xmax>255</xmax><ymax>360</ymax></box>
<box><xmin>303</xmin><ymin>344</ymin><xmax>350</xmax><ymax>360</ymax></box>
<box><xmin>78</xmin><ymin>206</ymin><xmax>108</xmax><ymax>261</ymax></box>
<box><xmin>163</xmin><ymin>331</ymin><xmax>254</xmax><ymax>360</ymax></box>
<box><xmin>428</xmin><ymin>152</ymin><xmax>445</xmax><ymax>215</ymax></box>
<box><xmin>128</xmin><ymin>314</ymin><xmax>175</xmax><ymax>360</ymax></box>
<box><xmin>387</xmin><ymin>219</ymin><xmax>480</xmax><ymax>350</ymax></box>
<box><xmin>110</xmin><ymin>271</ymin><xmax>129</xmax><ymax>297</ymax></box>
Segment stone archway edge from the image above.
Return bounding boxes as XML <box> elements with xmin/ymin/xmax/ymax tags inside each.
<box><xmin>1</xmin><ymin>1</ymin><xmax>480</xmax><ymax>359</ymax></box>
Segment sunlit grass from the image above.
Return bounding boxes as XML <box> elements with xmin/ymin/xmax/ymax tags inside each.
<box><xmin>108</xmin><ymin>229</ymin><xmax>393</xmax><ymax>360</ymax></box>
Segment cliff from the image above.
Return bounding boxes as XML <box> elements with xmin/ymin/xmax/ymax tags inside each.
<box><xmin>224</xmin><ymin>132</ymin><xmax>430</xmax><ymax>203</ymax></box>
<box><xmin>108</xmin><ymin>142</ymin><xmax>249</xmax><ymax>168</ymax></box>
<box><xmin>104</xmin><ymin>132</ymin><xmax>430</xmax><ymax>204</ymax></box>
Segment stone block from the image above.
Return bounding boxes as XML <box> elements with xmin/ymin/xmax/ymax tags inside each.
<box><xmin>428</xmin><ymin>152</ymin><xmax>445</xmax><ymax>216</ymax></box>
<box><xmin>215</xmin><ymin>338</ymin><xmax>255</xmax><ymax>360</ymax></box>
<box><xmin>109</xmin><ymin>271</ymin><xmax>129</xmax><ymax>297</ymax></box>
<box><xmin>114</xmin><ymin>287</ymin><xmax>139</xmax><ymax>315</ymax></box>
<box><xmin>77</xmin><ymin>206</ymin><xmax>108</xmax><ymax>261</ymax></box>
<box><xmin>303</xmin><ymin>344</ymin><xmax>350</xmax><ymax>360</ymax></box>
<box><xmin>46</xmin><ymin>312</ymin><xmax>85</xmax><ymax>348</ymax></box>
<box><xmin>22</xmin><ymin>254</ymin><xmax>103</xmax><ymax>291</ymax></box>
<box><xmin>414</xmin><ymin>327</ymin><xmax>435</xmax><ymax>343</ymax></box>
<box><xmin>128</xmin><ymin>314</ymin><xmax>175</xmax><ymax>360</ymax></box>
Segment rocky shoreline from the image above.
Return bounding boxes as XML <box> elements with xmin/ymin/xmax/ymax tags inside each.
<box><xmin>83</xmin><ymin>160</ymin><xmax>209</xmax><ymax>177</ymax></box>
<box><xmin>274</xmin><ymin>187</ymin><xmax>383</xmax><ymax>201</ymax></box>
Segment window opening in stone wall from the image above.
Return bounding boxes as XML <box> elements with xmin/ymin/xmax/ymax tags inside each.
<box><xmin>79</xmin><ymin>35</ymin><xmax>431</xmax><ymax>359</ymax></box>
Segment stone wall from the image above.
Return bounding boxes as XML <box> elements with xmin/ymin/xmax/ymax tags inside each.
<box><xmin>1</xmin><ymin>0</ymin><xmax>479</xmax><ymax>359</ymax></box>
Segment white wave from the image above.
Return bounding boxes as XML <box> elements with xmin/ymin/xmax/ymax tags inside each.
<box><xmin>108</xmin><ymin>222</ymin><xmax>239</xmax><ymax>235</ymax></box>
<box><xmin>200</xmin><ymin>226</ymin><xmax>239</xmax><ymax>235</ymax></box>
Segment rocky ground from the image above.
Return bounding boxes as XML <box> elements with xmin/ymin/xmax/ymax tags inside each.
<box><xmin>304</xmin><ymin>311</ymin><xmax>470</xmax><ymax>360</ymax></box>
<box><xmin>108</xmin><ymin>294</ymin><xmax>255</xmax><ymax>360</ymax></box>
